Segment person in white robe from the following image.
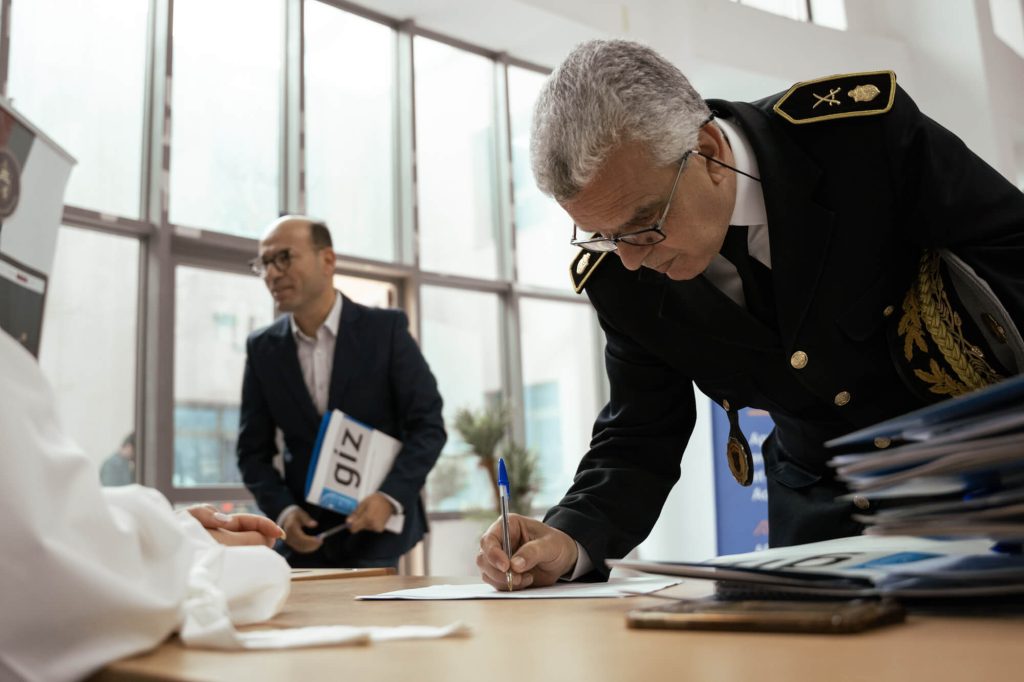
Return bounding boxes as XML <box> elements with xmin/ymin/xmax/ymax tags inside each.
<box><xmin>0</xmin><ymin>328</ymin><xmax>291</xmax><ymax>682</ymax></box>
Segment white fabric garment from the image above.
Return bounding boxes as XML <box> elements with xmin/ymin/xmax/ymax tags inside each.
<box><xmin>0</xmin><ymin>328</ymin><xmax>291</xmax><ymax>681</ymax></box>
<box><xmin>0</xmin><ymin>329</ymin><xmax>467</xmax><ymax>680</ymax></box>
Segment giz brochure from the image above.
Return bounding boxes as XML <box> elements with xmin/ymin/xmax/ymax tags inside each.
<box><xmin>305</xmin><ymin>410</ymin><xmax>404</xmax><ymax>534</ymax></box>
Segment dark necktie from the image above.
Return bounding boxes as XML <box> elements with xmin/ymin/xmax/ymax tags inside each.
<box><xmin>719</xmin><ymin>225</ymin><xmax>775</xmax><ymax>325</ymax></box>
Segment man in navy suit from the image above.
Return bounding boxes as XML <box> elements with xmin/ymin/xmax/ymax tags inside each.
<box><xmin>238</xmin><ymin>216</ymin><xmax>446</xmax><ymax>569</ymax></box>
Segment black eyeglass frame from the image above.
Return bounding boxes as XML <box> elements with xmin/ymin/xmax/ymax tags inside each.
<box><xmin>248</xmin><ymin>249</ymin><xmax>293</xmax><ymax>277</ymax></box>
<box><xmin>570</xmin><ymin>150</ymin><xmax>694</xmax><ymax>254</ymax></box>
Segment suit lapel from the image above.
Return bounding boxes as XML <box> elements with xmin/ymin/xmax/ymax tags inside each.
<box><xmin>723</xmin><ymin>101</ymin><xmax>835</xmax><ymax>349</ymax></box>
<box><xmin>266</xmin><ymin>316</ymin><xmax>320</xmax><ymax>426</ymax></box>
<box><xmin>327</xmin><ymin>295</ymin><xmax>363</xmax><ymax>411</ymax></box>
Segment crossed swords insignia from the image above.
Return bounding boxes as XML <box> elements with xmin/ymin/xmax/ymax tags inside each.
<box><xmin>812</xmin><ymin>86</ymin><xmax>842</xmax><ymax>109</ymax></box>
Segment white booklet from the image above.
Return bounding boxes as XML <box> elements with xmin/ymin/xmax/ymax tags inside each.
<box><xmin>305</xmin><ymin>410</ymin><xmax>404</xmax><ymax>534</ymax></box>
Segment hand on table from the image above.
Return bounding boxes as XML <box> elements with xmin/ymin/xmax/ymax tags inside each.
<box><xmin>476</xmin><ymin>514</ymin><xmax>579</xmax><ymax>591</ymax></box>
<box><xmin>186</xmin><ymin>504</ymin><xmax>285</xmax><ymax>548</ymax></box>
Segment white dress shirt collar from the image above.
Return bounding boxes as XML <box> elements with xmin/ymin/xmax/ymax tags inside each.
<box><xmin>716</xmin><ymin>116</ymin><xmax>767</xmax><ymax>228</ymax></box>
<box><xmin>290</xmin><ymin>291</ymin><xmax>343</xmax><ymax>342</ymax></box>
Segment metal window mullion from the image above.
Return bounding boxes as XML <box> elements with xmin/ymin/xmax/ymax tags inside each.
<box><xmin>395</xmin><ymin>22</ymin><xmax>417</xmax><ymax>270</ymax></box>
<box><xmin>62</xmin><ymin>206</ymin><xmax>155</xmax><ymax>239</ymax></box>
<box><xmin>140</xmin><ymin>0</ymin><xmax>175</xmax><ymax>492</ymax></box>
<box><xmin>282</xmin><ymin>0</ymin><xmax>302</xmax><ymax>214</ymax></box>
<box><xmin>495</xmin><ymin>55</ymin><xmax>526</xmax><ymax>445</ymax></box>
<box><xmin>504</xmin><ymin>288</ymin><xmax>526</xmax><ymax>448</ymax></box>
<box><xmin>494</xmin><ymin>55</ymin><xmax>515</xmax><ymax>285</ymax></box>
<box><xmin>164</xmin><ymin>487</ymin><xmax>251</xmax><ymax>505</ymax></box>
<box><xmin>0</xmin><ymin>0</ymin><xmax>10</xmax><ymax>96</ymax></box>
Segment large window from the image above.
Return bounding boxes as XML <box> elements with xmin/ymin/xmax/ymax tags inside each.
<box><xmin>305</xmin><ymin>1</ymin><xmax>397</xmax><ymax>262</ymax></box>
<box><xmin>520</xmin><ymin>298</ymin><xmax>601</xmax><ymax>507</ymax></box>
<box><xmin>169</xmin><ymin>0</ymin><xmax>284</xmax><ymax>235</ymax></box>
<box><xmin>508</xmin><ymin>66</ymin><xmax>573</xmax><ymax>291</ymax></box>
<box><xmin>414</xmin><ymin>38</ymin><xmax>499</xmax><ymax>279</ymax></box>
<box><xmin>6</xmin><ymin>3</ymin><xmax>606</xmax><ymax>535</ymax></box>
<box><xmin>420</xmin><ymin>286</ymin><xmax>504</xmax><ymax>511</ymax></box>
<box><xmin>38</xmin><ymin>227</ymin><xmax>139</xmax><ymax>477</ymax></box>
<box><xmin>174</xmin><ymin>266</ymin><xmax>273</xmax><ymax>487</ymax></box>
<box><xmin>7</xmin><ymin>0</ymin><xmax>148</xmax><ymax>217</ymax></box>
<box><xmin>732</xmin><ymin>0</ymin><xmax>847</xmax><ymax>29</ymax></box>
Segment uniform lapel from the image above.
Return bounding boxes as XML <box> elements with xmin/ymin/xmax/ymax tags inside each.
<box><xmin>720</xmin><ymin>101</ymin><xmax>835</xmax><ymax>349</ymax></box>
<box><xmin>327</xmin><ymin>295</ymin><xmax>362</xmax><ymax>410</ymax></box>
<box><xmin>657</xmin><ymin>272</ymin><xmax>779</xmax><ymax>351</ymax></box>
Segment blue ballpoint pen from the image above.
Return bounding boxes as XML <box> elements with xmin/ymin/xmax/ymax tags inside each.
<box><xmin>498</xmin><ymin>458</ymin><xmax>513</xmax><ymax>592</ymax></box>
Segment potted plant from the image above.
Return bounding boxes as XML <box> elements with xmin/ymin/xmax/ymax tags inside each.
<box><xmin>453</xmin><ymin>402</ymin><xmax>541</xmax><ymax>515</ymax></box>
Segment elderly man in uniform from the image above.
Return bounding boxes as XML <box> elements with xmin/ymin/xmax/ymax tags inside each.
<box><xmin>477</xmin><ymin>39</ymin><xmax>1024</xmax><ymax>590</ymax></box>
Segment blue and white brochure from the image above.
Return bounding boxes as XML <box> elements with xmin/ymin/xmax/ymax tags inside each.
<box><xmin>305</xmin><ymin>410</ymin><xmax>404</xmax><ymax>533</ymax></box>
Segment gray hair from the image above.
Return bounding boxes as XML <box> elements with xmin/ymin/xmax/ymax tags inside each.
<box><xmin>531</xmin><ymin>39</ymin><xmax>711</xmax><ymax>202</ymax></box>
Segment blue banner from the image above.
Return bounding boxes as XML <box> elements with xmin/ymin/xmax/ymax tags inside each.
<box><xmin>711</xmin><ymin>404</ymin><xmax>773</xmax><ymax>555</ymax></box>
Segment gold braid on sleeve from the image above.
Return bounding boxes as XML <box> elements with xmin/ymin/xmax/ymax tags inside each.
<box><xmin>899</xmin><ymin>250</ymin><xmax>1004</xmax><ymax>397</ymax></box>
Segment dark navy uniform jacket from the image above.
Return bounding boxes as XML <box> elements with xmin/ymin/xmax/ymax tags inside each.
<box><xmin>545</xmin><ymin>77</ymin><xmax>1024</xmax><ymax>579</ymax></box>
<box><xmin>237</xmin><ymin>296</ymin><xmax>446</xmax><ymax>564</ymax></box>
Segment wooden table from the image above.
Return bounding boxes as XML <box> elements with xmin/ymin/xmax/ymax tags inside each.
<box><xmin>95</xmin><ymin>576</ymin><xmax>1023</xmax><ymax>682</ymax></box>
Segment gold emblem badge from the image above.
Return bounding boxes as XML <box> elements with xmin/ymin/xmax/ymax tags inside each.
<box><xmin>575</xmin><ymin>252</ymin><xmax>591</xmax><ymax>275</ymax></box>
<box><xmin>722</xmin><ymin>400</ymin><xmax>754</xmax><ymax>487</ymax></box>
<box><xmin>0</xmin><ymin>148</ymin><xmax>21</xmax><ymax>219</ymax></box>
<box><xmin>848</xmin><ymin>84</ymin><xmax>881</xmax><ymax>103</ymax></box>
<box><xmin>812</xmin><ymin>87</ymin><xmax>841</xmax><ymax>109</ymax></box>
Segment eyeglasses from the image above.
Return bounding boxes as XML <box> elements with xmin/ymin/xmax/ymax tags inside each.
<box><xmin>570</xmin><ymin>150</ymin><xmax>693</xmax><ymax>253</ymax></box>
<box><xmin>249</xmin><ymin>249</ymin><xmax>292</xmax><ymax>277</ymax></box>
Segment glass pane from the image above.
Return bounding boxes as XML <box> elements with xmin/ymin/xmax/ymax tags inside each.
<box><xmin>334</xmin><ymin>274</ymin><xmax>398</xmax><ymax>309</ymax></box>
<box><xmin>420</xmin><ymin>286</ymin><xmax>503</xmax><ymax>511</ymax></box>
<box><xmin>991</xmin><ymin>0</ymin><xmax>1024</xmax><ymax>59</ymax></box>
<box><xmin>414</xmin><ymin>38</ymin><xmax>499</xmax><ymax>279</ymax></box>
<box><xmin>508</xmin><ymin>67</ymin><xmax>576</xmax><ymax>291</ymax></box>
<box><xmin>38</xmin><ymin>227</ymin><xmax>139</xmax><ymax>483</ymax></box>
<box><xmin>738</xmin><ymin>0</ymin><xmax>809</xmax><ymax>21</ymax></box>
<box><xmin>520</xmin><ymin>298</ymin><xmax>600</xmax><ymax>508</ymax></box>
<box><xmin>174</xmin><ymin>266</ymin><xmax>274</xmax><ymax>487</ymax></box>
<box><xmin>169</xmin><ymin>0</ymin><xmax>283</xmax><ymax>235</ymax></box>
<box><xmin>810</xmin><ymin>0</ymin><xmax>847</xmax><ymax>29</ymax></box>
<box><xmin>305</xmin><ymin>2</ymin><xmax>396</xmax><ymax>261</ymax></box>
<box><xmin>8</xmin><ymin>0</ymin><xmax>148</xmax><ymax>217</ymax></box>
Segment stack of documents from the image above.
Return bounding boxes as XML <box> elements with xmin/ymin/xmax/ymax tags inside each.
<box><xmin>609</xmin><ymin>535</ymin><xmax>1024</xmax><ymax>599</ymax></box>
<box><xmin>825</xmin><ymin>373</ymin><xmax>1024</xmax><ymax>541</ymax></box>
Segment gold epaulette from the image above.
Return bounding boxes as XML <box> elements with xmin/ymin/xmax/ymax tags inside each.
<box><xmin>569</xmin><ymin>249</ymin><xmax>608</xmax><ymax>294</ymax></box>
<box><xmin>773</xmin><ymin>70</ymin><xmax>896</xmax><ymax>125</ymax></box>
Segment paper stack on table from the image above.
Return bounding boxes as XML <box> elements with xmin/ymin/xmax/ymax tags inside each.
<box><xmin>826</xmin><ymin>373</ymin><xmax>1024</xmax><ymax>542</ymax></box>
<box><xmin>609</xmin><ymin>535</ymin><xmax>1024</xmax><ymax>600</ymax></box>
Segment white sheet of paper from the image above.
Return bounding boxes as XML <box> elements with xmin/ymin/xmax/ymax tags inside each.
<box><xmin>356</xmin><ymin>576</ymin><xmax>680</xmax><ymax>600</ymax></box>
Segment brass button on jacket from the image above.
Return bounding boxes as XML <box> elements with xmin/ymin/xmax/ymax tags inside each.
<box><xmin>853</xmin><ymin>496</ymin><xmax>871</xmax><ymax>510</ymax></box>
<box><xmin>874</xmin><ymin>437</ymin><xmax>892</xmax><ymax>449</ymax></box>
<box><xmin>790</xmin><ymin>350</ymin><xmax>808</xmax><ymax>369</ymax></box>
<box><xmin>834</xmin><ymin>391</ymin><xmax>852</xmax><ymax>406</ymax></box>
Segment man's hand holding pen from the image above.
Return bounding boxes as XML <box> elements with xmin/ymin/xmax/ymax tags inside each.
<box><xmin>476</xmin><ymin>514</ymin><xmax>579</xmax><ymax>591</ymax></box>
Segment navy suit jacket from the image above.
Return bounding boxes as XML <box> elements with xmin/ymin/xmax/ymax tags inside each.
<box><xmin>237</xmin><ymin>295</ymin><xmax>446</xmax><ymax>562</ymax></box>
